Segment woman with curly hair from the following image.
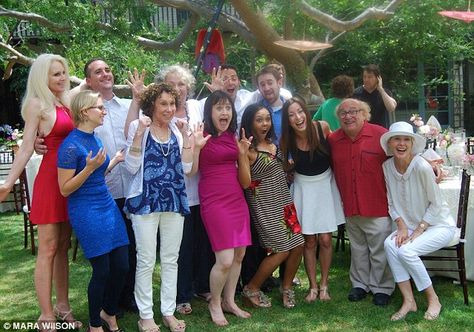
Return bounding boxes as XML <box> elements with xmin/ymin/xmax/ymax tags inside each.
<box><xmin>124</xmin><ymin>83</ymin><xmax>193</xmax><ymax>332</ymax></box>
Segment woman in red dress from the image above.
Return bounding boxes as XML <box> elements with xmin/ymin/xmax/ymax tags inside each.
<box><xmin>0</xmin><ymin>54</ymin><xmax>81</xmax><ymax>331</ymax></box>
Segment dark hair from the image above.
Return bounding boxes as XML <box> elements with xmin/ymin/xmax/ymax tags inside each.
<box><xmin>203</xmin><ymin>90</ymin><xmax>237</xmax><ymax>137</ymax></box>
<box><xmin>362</xmin><ymin>64</ymin><xmax>380</xmax><ymax>77</ymax></box>
<box><xmin>331</xmin><ymin>75</ymin><xmax>354</xmax><ymax>98</ymax></box>
<box><xmin>220</xmin><ymin>64</ymin><xmax>238</xmax><ymax>73</ymax></box>
<box><xmin>280</xmin><ymin>96</ymin><xmax>327</xmax><ymax>171</ymax></box>
<box><xmin>83</xmin><ymin>58</ymin><xmax>107</xmax><ymax>78</ymax></box>
<box><xmin>240</xmin><ymin>103</ymin><xmax>275</xmax><ymax>147</ymax></box>
<box><xmin>139</xmin><ymin>83</ymin><xmax>179</xmax><ymax>118</ymax></box>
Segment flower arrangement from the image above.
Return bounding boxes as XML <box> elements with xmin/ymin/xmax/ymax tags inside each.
<box><xmin>462</xmin><ymin>153</ymin><xmax>474</xmax><ymax>175</ymax></box>
<box><xmin>410</xmin><ymin>114</ymin><xmax>440</xmax><ymax>139</ymax></box>
<box><xmin>438</xmin><ymin>128</ymin><xmax>454</xmax><ymax>149</ymax></box>
<box><xmin>0</xmin><ymin>124</ymin><xmax>23</xmax><ymax>148</ymax></box>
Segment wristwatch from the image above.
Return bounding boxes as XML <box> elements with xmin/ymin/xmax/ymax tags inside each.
<box><xmin>419</xmin><ymin>222</ymin><xmax>427</xmax><ymax>231</ymax></box>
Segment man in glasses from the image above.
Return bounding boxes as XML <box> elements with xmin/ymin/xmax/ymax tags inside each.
<box><xmin>328</xmin><ymin>98</ymin><xmax>394</xmax><ymax>307</ymax></box>
<box><xmin>353</xmin><ymin>64</ymin><xmax>396</xmax><ymax>128</ymax></box>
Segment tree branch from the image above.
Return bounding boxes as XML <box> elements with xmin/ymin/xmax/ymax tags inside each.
<box><xmin>0</xmin><ymin>5</ymin><xmax>71</xmax><ymax>33</ymax></box>
<box><xmin>297</xmin><ymin>0</ymin><xmax>405</xmax><ymax>32</ymax></box>
<box><xmin>137</xmin><ymin>11</ymin><xmax>198</xmax><ymax>50</ymax></box>
<box><xmin>0</xmin><ymin>40</ymin><xmax>34</xmax><ymax>66</ymax></box>
<box><xmin>152</xmin><ymin>0</ymin><xmax>256</xmax><ymax>46</ymax></box>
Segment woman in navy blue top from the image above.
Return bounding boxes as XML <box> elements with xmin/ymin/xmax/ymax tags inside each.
<box><xmin>124</xmin><ymin>83</ymin><xmax>193</xmax><ymax>332</ymax></box>
<box><xmin>58</xmin><ymin>90</ymin><xmax>129</xmax><ymax>332</ymax></box>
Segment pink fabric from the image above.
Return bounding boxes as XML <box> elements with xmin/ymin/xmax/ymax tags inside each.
<box><xmin>198</xmin><ymin>131</ymin><xmax>251</xmax><ymax>252</ymax></box>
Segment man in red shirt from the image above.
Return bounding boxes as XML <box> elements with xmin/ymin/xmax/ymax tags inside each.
<box><xmin>328</xmin><ymin>98</ymin><xmax>395</xmax><ymax>306</ymax></box>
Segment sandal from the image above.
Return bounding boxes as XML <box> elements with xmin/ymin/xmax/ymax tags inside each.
<box><xmin>282</xmin><ymin>289</ymin><xmax>296</xmax><ymax>309</ymax></box>
<box><xmin>162</xmin><ymin>316</ymin><xmax>186</xmax><ymax>332</ymax></box>
<box><xmin>53</xmin><ymin>306</ymin><xmax>83</xmax><ymax>329</ymax></box>
<box><xmin>138</xmin><ymin>320</ymin><xmax>161</xmax><ymax>332</ymax></box>
<box><xmin>36</xmin><ymin>319</ymin><xmax>57</xmax><ymax>332</ymax></box>
<box><xmin>176</xmin><ymin>303</ymin><xmax>192</xmax><ymax>315</ymax></box>
<box><xmin>424</xmin><ymin>306</ymin><xmax>442</xmax><ymax>321</ymax></box>
<box><xmin>305</xmin><ymin>288</ymin><xmax>319</xmax><ymax>303</ymax></box>
<box><xmin>319</xmin><ymin>287</ymin><xmax>331</xmax><ymax>301</ymax></box>
<box><xmin>241</xmin><ymin>286</ymin><xmax>272</xmax><ymax>308</ymax></box>
<box><xmin>194</xmin><ymin>292</ymin><xmax>211</xmax><ymax>302</ymax></box>
<box><xmin>101</xmin><ymin>318</ymin><xmax>123</xmax><ymax>332</ymax></box>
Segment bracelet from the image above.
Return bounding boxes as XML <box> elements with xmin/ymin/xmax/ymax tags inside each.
<box><xmin>129</xmin><ymin>146</ymin><xmax>142</xmax><ymax>153</ymax></box>
<box><xmin>182</xmin><ymin>146</ymin><xmax>191</xmax><ymax>149</ymax></box>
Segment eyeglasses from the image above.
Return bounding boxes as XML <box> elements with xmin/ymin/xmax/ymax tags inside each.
<box><xmin>339</xmin><ymin>109</ymin><xmax>361</xmax><ymax>118</ymax></box>
<box><xmin>86</xmin><ymin>105</ymin><xmax>106</xmax><ymax>111</ymax></box>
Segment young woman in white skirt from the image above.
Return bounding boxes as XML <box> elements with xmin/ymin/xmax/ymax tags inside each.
<box><xmin>280</xmin><ymin>97</ymin><xmax>345</xmax><ymax>303</ymax></box>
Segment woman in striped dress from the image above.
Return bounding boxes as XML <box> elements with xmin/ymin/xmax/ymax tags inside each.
<box><xmin>239</xmin><ymin>104</ymin><xmax>304</xmax><ymax>309</ymax></box>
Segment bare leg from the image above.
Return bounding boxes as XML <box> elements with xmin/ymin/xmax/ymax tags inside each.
<box><xmin>246</xmin><ymin>252</ymin><xmax>288</xmax><ymax>290</ymax></box>
<box><xmin>208</xmin><ymin>249</ymin><xmax>234</xmax><ymax>326</ymax></box>
<box><xmin>318</xmin><ymin>233</ymin><xmax>332</xmax><ymax>300</ymax></box>
<box><xmin>281</xmin><ymin>245</ymin><xmax>303</xmax><ymax>290</ymax></box>
<box><xmin>222</xmin><ymin>246</ymin><xmax>251</xmax><ymax>319</ymax></box>
<box><xmin>303</xmin><ymin>235</ymin><xmax>318</xmax><ymax>302</ymax></box>
<box><xmin>424</xmin><ymin>285</ymin><xmax>442</xmax><ymax>320</ymax></box>
<box><xmin>390</xmin><ymin>280</ymin><xmax>417</xmax><ymax>321</ymax></box>
<box><xmin>53</xmin><ymin>223</ymin><xmax>72</xmax><ymax>311</ymax></box>
<box><xmin>35</xmin><ymin>224</ymin><xmax>60</xmax><ymax>323</ymax></box>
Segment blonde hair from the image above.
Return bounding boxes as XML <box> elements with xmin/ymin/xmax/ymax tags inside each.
<box><xmin>336</xmin><ymin>98</ymin><xmax>372</xmax><ymax>121</ymax></box>
<box><xmin>21</xmin><ymin>54</ymin><xmax>71</xmax><ymax>119</ymax></box>
<box><xmin>70</xmin><ymin>90</ymin><xmax>101</xmax><ymax>125</ymax></box>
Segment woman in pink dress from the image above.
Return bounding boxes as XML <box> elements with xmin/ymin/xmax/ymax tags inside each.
<box><xmin>0</xmin><ymin>54</ymin><xmax>81</xmax><ymax>331</ymax></box>
<box><xmin>191</xmin><ymin>90</ymin><xmax>252</xmax><ymax>327</ymax></box>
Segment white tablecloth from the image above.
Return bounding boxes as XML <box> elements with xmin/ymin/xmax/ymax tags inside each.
<box><xmin>425</xmin><ymin>176</ymin><xmax>474</xmax><ymax>281</ymax></box>
<box><xmin>0</xmin><ymin>154</ymin><xmax>42</xmax><ymax>212</ymax></box>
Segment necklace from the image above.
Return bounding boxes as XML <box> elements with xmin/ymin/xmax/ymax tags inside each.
<box><xmin>159</xmin><ymin>139</ymin><xmax>172</xmax><ymax>157</ymax></box>
<box><xmin>151</xmin><ymin>125</ymin><xmax>172</xmax><ymax>157</ymax></box>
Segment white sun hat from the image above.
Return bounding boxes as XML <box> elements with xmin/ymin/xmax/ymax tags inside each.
<box><xmin>380</xmin><ymin>121</ymin><xmax>426</xmax><ymax>156</ymax></box>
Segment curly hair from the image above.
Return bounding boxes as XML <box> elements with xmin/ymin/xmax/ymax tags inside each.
<box><xmin>331</xmin><ymin>75</ymin><xmax>354</xmax><ymax>99</ymax></box>
<box><xmin>154</xmin><ymin>64</ymin><xmax>196</xmax><ymax>97</ymax></box>
<box><xmin>139</xmin><ymin>83</ymin><xmax>179</xmax><ymax>118</ymax></box>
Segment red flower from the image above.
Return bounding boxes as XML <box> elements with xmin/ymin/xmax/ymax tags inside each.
<box><xmin>248</xmin><ymin>180</ymin><xmax>261</xmax><ymax>196</ymax></box>
<box><xmin>283</xmin><ymin>203</ymin><xmax>301</xmax><ymax>234</ymax></box>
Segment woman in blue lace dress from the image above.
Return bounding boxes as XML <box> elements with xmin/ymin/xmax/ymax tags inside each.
<box><xmin>124</xmin><ymin>83</ymin><xmax>193</xmax><ymax>332</ymax></box>
<box><xmin>57</xmin><ymin>90</ymin><xmax>129</xmax><ymax>332</ymax></box>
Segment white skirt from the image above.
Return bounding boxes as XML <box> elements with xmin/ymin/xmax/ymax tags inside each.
<box><xmin>292</xmin><ymin>168</ymin><xmax>345</xmax><ymax>235</ymax></box>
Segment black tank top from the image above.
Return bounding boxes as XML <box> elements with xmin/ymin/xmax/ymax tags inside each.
<box><xmin>294</xmin><ymin>122</ymin><xmax>331</xmax><ymax>176</ymax></box>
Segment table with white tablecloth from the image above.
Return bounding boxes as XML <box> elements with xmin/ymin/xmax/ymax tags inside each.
<box><xmin>424</xmin><ymin>175</ymin><xmax>474</xmax><ymax>281</ymax></box>
<box><xmin>0</xmin><ymin>153</ymin><xmax>42</xmax><ymax>212</ymax></box>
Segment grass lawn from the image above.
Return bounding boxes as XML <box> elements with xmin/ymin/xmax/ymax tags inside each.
<box><xmin>1</xmin><ymin>211</ymin><xmax>473</xmax><ymax>331</ymax></box>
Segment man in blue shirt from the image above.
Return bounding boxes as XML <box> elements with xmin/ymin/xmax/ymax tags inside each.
<box><xmin>255</xmin><ymin>66</ymin><xmax>288</xmax><ymax>143</ymax></box>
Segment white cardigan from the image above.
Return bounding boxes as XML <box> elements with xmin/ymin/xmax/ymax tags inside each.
<box><xmin>382</xmin><ymin>155</ymin><xmax>455</xmax><ymax>230</ymax></box>
<box><xmin>124</xmin><ymin>119</ymin><xmax>192</xmax><ymax>200</ymax></box>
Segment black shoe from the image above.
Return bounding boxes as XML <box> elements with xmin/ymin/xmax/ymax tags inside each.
<box><xmin>373</xmin><ymin>293</ymin><xmax>390</xmax><ymax>306</ymax></box>
<box><xmin>115</xmin><ymin>308</ymin><xmax>124</xmax><ymax>319</ymax></box>
<box><xmin>119</xmin><ymin>298</ymin><xmax>139</xmax><ymax>314</ymax></box>
<box><xmin>348</xmin><ymin>287</ymin><xmax>368</xmax><ymax>302</ymax></box>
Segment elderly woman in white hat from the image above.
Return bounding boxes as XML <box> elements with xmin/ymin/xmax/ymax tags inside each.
<box><xmin>381</xmin><ymin>121</ymin><xmax>456</xmax><ymax>322</ymax></box>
